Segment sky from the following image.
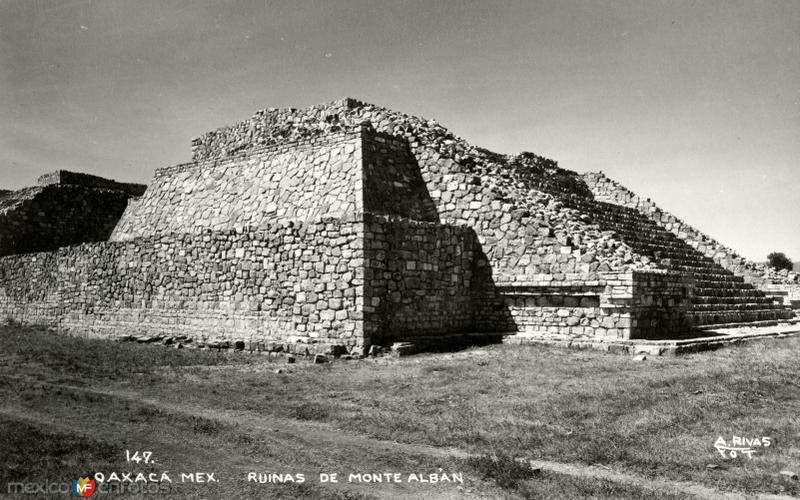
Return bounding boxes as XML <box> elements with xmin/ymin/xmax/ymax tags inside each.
<box><xmin>0</xmin><ymin>0</ymin><xmax>798</xmax><ymax>261</ymax></box>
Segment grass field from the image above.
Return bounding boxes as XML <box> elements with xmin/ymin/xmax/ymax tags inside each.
<box><xmin>1</xmin><ymin>325</ymin><xmax>798</xmax><ymax>499</ymax></box>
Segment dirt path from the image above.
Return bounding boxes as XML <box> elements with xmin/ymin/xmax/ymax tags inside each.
<box><xmin>0</xmin><ymin>380</ymin><xmax>494</xmax><ymax>500</ymax></box>
<box><xmin>4</xmin><ymin>377</ymin><xmax>795</xmax><ymax>500</ymax></box>
<box><xmin>526</xmin><ymin>460</ymin><xmax>795</xmax><ymax>500</ymax></box>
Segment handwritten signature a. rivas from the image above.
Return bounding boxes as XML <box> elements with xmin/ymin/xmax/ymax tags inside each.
<box><xmin>714</xmin><ymin>436</ymin><xmax>772</xmax><ymax>459</ymax></box>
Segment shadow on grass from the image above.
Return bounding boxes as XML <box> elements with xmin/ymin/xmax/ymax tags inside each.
<box><xmin>465</xmin><ymin>452</ymin><xmax>537</xmax><ymax>490</ymax></box>
<box><xmin>462</xmin><ymin>452</ymin><xmax>693</xmax><ymax>500</ymax></box>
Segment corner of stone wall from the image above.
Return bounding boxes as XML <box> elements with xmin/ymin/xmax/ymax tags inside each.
<box><xmin>759</xmin><ymin>284</ymin><xmax>800</xmax><ymax>312</ymax></box>
<box><xmin>358</xmin><ymin>214</ymin><xmax>480</xmax><ymax>346</ymax></box>
<box><xmin>349</xmin><ymin>214</ymin><xmax>370</xmax><ymax>350</ymax></box>
<box><xmin>600</xmin><ymin>270</ymin><xmax>693</xmax><ymax>339</ymax></box>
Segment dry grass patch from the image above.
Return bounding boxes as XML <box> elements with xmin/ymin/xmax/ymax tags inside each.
<box><xmin>1</xmin><ymin>325</ymin><xmax>799</xmax><ymax>498</ymax></box>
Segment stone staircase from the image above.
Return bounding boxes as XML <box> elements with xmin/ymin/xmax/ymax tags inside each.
<box><xmin>564</xmin><ymin>197</ymin><xmax>795</xmax><ymax>327</ymax></box>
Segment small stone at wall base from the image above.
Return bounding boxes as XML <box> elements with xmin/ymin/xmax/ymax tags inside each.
<box><xmin>390</xmin><ymin>342</ymin><xmax>416</xmax><ymax>357</ymax></box>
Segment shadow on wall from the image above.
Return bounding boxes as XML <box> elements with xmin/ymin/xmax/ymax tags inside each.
<box><xmin>364</xmin><ymin>222</ymin><xmax>517</xmax><ymax>350</ymax></box>
<box><xmin>359</xmin><ymin>135</ymin><xmax>517</xmax><ymax>347</ymax></box>
<box><xmin>402</xmin><ymin>140</ymin><xmax>442</xmax><ymax>225</ymax></box>
<box><xmin>0</xmin><ymin>185</ymin><xmax>135</xmax><ymax>258</ymax></box>
<box><xmin>470</xmin><ymin>239</ymin><xmax>518</xmax><ymax>334</ymax></box>
<box><xmin>362</xmin><ymin>135</ymin><xmax>441</xmax><ymax>224</ymax></box>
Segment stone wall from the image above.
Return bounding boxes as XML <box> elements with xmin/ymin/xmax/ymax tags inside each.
<box><xmin>0</xmin><ymin>183</ymin><xmax>141</xmax><ymax>257</ymax></box>
<box><xmin>111</xmin><ymin>129</ymin><xmax>364</xmax><ymax>241</ymax></box>
<box><xmin>497</xmin><ymin>282</ymin><xmax>606</xmax><ymax>338</ymax></box>
<box><xmin>111</xmin><ymin>125</ymin><xmax>440</xmax><ymax>241</ymax></box>
<box><xmin>362</xmin><ymin>215</ymin><xmax>479</xmax><ymax>343</ymax></box>
<box><xmin>395</xmin><ymin>143</ymin><xmax>659</xmax><ymax>284</ymax></box>
<box><xmin>1</xmin><ymin>219</ymin><xmax>366</xmax><ymax>351</ymax></box>
<box><xmin>0</xmin><ymin>251</ymin><xmax>60</xmax><ymax>324</ymax></box>
<box><xmin>498</xmin><ymin>271</ymin><xmax>693</xmax><ymax>340</ymax></box>
<box><xmin>362</xmin><ymin>132</ymin><xmax>439</xmax><ymax>222</ymax></box>
<box><xmin>187</xmin><ymin>98</ymin><xmax>657</xmax><ymax>284</ymax></box>
<box><xmin>612</xmin><ymin>271</ymin><xmax>694</xmax><ymax>339</ymax></box>
<box><xmin>185</xmin><ymin>99</ymin><xmax>793</xmax><ymax>302</ymax></box>
<box><xmin>0</xmin><ymin>213</ymin><xmax>501</xmax><ymax>350</ymax></box>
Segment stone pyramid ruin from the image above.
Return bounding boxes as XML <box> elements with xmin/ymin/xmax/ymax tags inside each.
<box><xmin>0</xmin><ymin>171</ymin><xmax>145</xmax><ymax>257</ymax></box>
<box><xmin>1</xmin><ymin>98</ymin><xmax>796</xmax><ymax>354</ymax></box>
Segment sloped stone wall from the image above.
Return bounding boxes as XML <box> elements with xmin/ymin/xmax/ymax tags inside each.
<box><xmin>112</xmin><ymin>125</ymin><xmax>442</xmax><ymax>241</ymax></box>
<box><xmin>111</xmin><ymin>130</ymin><xmax>364</xmax><ymax>241</ymax></box>
<box><xmin>0</xmin><ymin>184</ymin><xmax>139</xmax><ymax>257</ymax></box>
<box><xmin>362</xmin><ymin>132</ymin><xmax>439</xmax><ymax>222</ymax></box>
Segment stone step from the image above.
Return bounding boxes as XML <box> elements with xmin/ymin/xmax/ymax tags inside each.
<box><xmin>689</xmin><ymin>309</ymin><xmax>795</xmax><ymax>326</ymax></box>
<box><xmin>564</xmin><ymin>197</ymin><xmax>790</xmax><ymax>330</ymax></box>
<box><xmin>690</xmin><ymin>303</ymin><xmax>788</xmax><ymax>312</ymax></box>
<box><xmin>692</xmin><ymin>296</ymin><xmax>778</xmax><ymax>305</ymax></box>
